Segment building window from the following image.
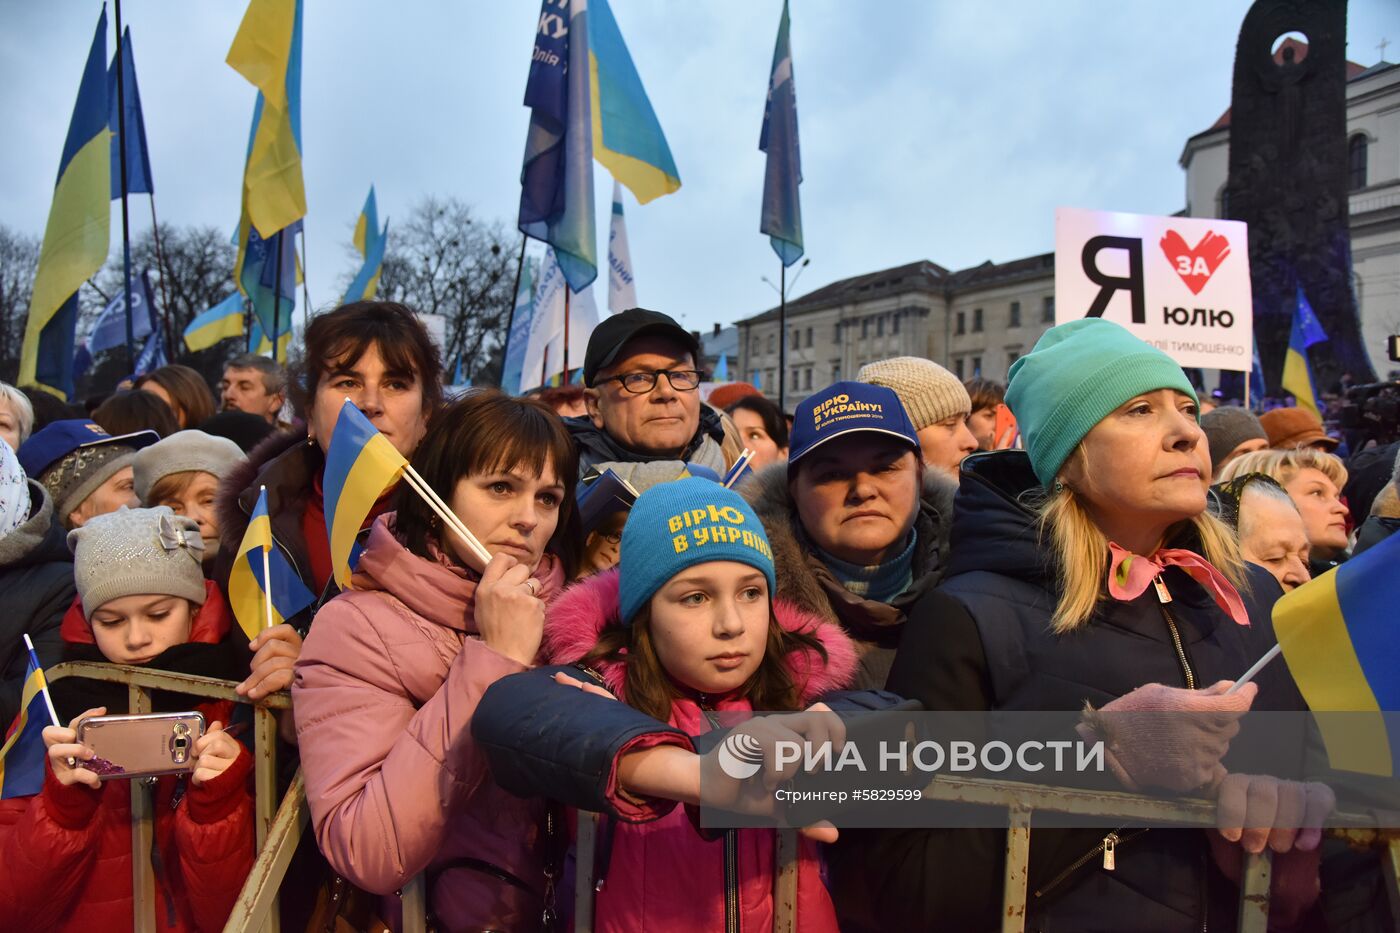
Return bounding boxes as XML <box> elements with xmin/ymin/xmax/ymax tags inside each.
<box><xmin>790</xmin><ymin>368</ymin><xmax>800</xmax><ymax>391</ymax></box>
<box><xmin>751</xmin><ymin>337</ymin><xmax>759</xmax><ymax>355</ymax></box>
<box><xmin>765</xmin><ymin>368</ymin><xmax>775</xmax><ymax>389</ymax></box>
<box><xmin>833</xmin><ymin>322</ymin><xmax>842</xmax><ymax>342</ymax></box>
<box><xmin>832</xmin><ymin>363</ymin><xmax>842</xmax><ymax>383</ymax></box>
<box><xmin>861</xmin><ymin>318</ymin><xmax>869</xmax><ymax>339</ymax></box>
<box><xmin>1042</xmin><ymin>295</ymin><xmax>1055</xmax><ymax>322</ymax></box>
<box><xmin>955</xmin><ymin>311</ymin><xmax>966</xmax><ymax>335</ymax></box>
<box><xmin>767</xmin><ymin>333</ymin><xmax>775</xmax><ymax>353</ymax></box>
<box><xmin>1348</xmin><ymin>134</ymin><xmax>1368</xmax><ymax>191</ymax></box>
<box><xmin>892</xmin><ymin>314</ymin><xmax>901</xmax><ymax>335</ymax></box>
<box><xmin>1009</xmin><ymin>301</ymin><xmax>1021</xmax><ymax>328</ymax></box>
<box><xmin>1006</xmin><ymin>349</ymin><xmax>1021</xmax><ymax>371</ymax></box>
<box><xmin>954</xmin><ymin>357</ymin><xmax>965</xmax><ymax>380</ymax></box>
<box><xmin>804</xmin><ymin>368</ymin><xmax>812</xmax><ymax>390</ymax></box>
<box><xmin>972</xmin><ymin>308</ymin><xmax>983</xmax><ymax>332</ymax></box>
<box><xmin>877</xmin><ymin>317</ymin><xmax>885</xmax><ymax>337</ymax></box>
<box><xmin>972</xmin><ymin>355</ymin><xmax>982</xmax><ymax>377</ymax></box>
<box><xmin>805</xmin><ymin>327</ymin><xmax>813</xmax><ymax>348</ymax></box>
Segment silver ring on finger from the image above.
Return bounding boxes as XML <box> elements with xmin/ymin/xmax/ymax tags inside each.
<box><xmin>524</xmin><ymin>579</ymin><xmax>540</xmax><ymax>597</ymax></box>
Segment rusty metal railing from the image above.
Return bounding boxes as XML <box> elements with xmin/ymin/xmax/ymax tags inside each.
<box><xmin>44</xmin><ymin>662</ymin><xmax>291</xmax><ymax>933</ymax></box>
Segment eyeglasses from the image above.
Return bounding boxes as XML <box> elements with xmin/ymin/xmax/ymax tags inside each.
<box><xmin>598</xmin><ymin>369</ymin><xmax>704</xmax><ymax>395</ymax></box>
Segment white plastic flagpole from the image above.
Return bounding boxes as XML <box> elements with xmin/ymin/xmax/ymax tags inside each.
<box><xmin>1225</xmin><ymin>643</ymin><xmax>1281</xmax><ymax>694</ymax></box>
<box><xmin>259</xmin><ymin>485</ymin><xmax>274</xmax><ymax>631</ymax></box>
<box><xmin>23</xmin><ymin>633</ymin><xmax>61</xmax><ymax>728</ymax></box>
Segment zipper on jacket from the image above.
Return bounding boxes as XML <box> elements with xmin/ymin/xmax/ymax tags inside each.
<box><xmin>699</xmin><ymin>699</ymin><xmax>742</xmax><ymax>933</ymax></box>
<box><xmin>1033</xmin><ymin>828</ymin><xmax>1149</xmax><ymax>899</ymax></box>
<box><xmin>1154</xmin><ymin>576</ymin><xmax>1195</xmax><ymax>690</ymax></box>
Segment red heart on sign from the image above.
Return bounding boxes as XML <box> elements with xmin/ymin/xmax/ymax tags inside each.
<box><xmin>1159</xmin><ymin>230</ymin><xmax>1231</xmax><ymax>295</ymax></box>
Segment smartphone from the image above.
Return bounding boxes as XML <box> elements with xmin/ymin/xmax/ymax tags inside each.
<box><xmin>993</xmin><ymin>403</ymin><xmax>1019</xmax><ymax>450</ymax></box>
<box><xmin>76</xmin><ymin>711</ymin><xmax>205</xmax><ymax>781</ymax></box>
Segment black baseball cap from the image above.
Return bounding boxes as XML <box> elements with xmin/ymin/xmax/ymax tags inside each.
<box><xmin>583</xmin><ymin>308</ymin><xmax>702</xmax><ymax>387</ymax></box>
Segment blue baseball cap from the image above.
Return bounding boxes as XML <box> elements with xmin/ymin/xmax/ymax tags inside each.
<box><xmin>18</xmin><ymin>419</ymin><xmax>159</xmax><ymax>479</ymax></box>
<box><xmin>787</xmin><ymin>381</ymin><xmax>920</xmax><ymax>469</ymax></box>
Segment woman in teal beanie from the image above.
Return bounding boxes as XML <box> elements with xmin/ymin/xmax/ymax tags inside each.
<box><xmin>831</xmin><ymin>319</ymin><xmax>1332</xmax><ymax>931</ymax></box>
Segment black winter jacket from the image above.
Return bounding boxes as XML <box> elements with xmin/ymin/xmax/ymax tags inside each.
<box><xmin>829</xmin><ymin>451</ymin><xmax>1305</xmax><ymax>933</ymax></box>
<box><xmin>0</xmin><ymin>482</ymin><xmax>76</xmax><ymax>726</ymax></box>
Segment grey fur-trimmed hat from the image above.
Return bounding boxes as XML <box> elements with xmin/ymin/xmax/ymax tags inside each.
<box><xmin>67</xmin><ymin>506</ymin><xmax>207</xmax><ymax>619</ymax></box>
<box><xmin>133</xmin><ymin>430</ymin><xmax>245</xmax><ymax>503</ymax></box>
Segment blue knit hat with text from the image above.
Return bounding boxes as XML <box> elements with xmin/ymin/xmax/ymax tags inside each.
<box><xmin>1006</xmin><ymin>318</ymin><xmax>1199</xmax><ymax>487</ymax></box>
<box><xmin>618</xmin><ymin>477</ymin><xmax>776</xmax><ymax>625</ymax></box>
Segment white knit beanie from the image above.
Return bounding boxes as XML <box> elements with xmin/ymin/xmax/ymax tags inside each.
<box><xmin>857</xmin><ymin>357</ymin><xmax>971</xmax><ymax>430</ymax></box>
<box><xmin>67</xmin><ymin>506</ymin><xmax>207</xmax><ymax>619</ymax></box>
<box><xmin>132</xmin><ymin>430</ymin><xmax>245</xmax><ymax>503</ymax></box>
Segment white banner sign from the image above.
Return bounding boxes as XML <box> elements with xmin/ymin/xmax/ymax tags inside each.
<box><xmin>1054</xmin><ymin>207</ymin><xmax>1253</xmax><ymax>372</ymax></box>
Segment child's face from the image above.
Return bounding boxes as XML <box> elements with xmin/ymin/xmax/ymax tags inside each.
<box><xmin>90</xmin><ymin>595</ymin><xmax>195</xmax><ymax>665</ymax></box>
<box><xmin>647</xmin><ymin>561</ymin><xmax>770</xmax><ymax>697</ymax></box>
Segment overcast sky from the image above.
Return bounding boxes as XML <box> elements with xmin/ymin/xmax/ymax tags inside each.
<box><xmin>3</xmin><ymin>1</ymin><xmax>1398</xmax><ymax>338</ymax></box>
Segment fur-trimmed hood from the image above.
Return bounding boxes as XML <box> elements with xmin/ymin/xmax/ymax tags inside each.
<box><xmin>741</xmin><ymin>460</ymin><xmax>957</xmax><ymax>623</ymax></box>
<box><xmin>541</xmin><ymin>568</ymin><xmax>858</xmax><ymax>705</ymax></box>
<box><xmin>214</xmin><ymin>428</ymin><xmax>310</xmax><ymax>557</ymax></box>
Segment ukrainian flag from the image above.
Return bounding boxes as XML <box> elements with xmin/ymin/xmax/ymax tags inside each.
<box><xmin>1</xmin><ymin>648</ymin><xmax>54</xmax><ymax>799</ymax></box>
<box><xmin>343</xmin><ymin>187</ymin><xmax>386</xmax><ymax>303</ymax></box>
<box><xmin>19</xmin><ymin>9</ymin><xmax>111</xmax><ymax>400</ymax></box>
<box><xmin>1280</xmin><ymin>285</ymin><xmax>1328</xmax><ymax>420</ymax></box>
<box><xmin>588</xmin><ymin>0</ymin><xmax>680</xmax><ymax>204</ymax></box>
<box><xmin>323</xmin><ymin>401</ymin><xmax>407</xmax><ymax>589</ymax></box>
<box><xmin>759</xmin><ymin>0</ymin><xmax>804</xmax><ymax>267</ymax></box>
<box><xmin>249</xmin><ymin>314</ymin><xmax>292</xmax><ymax>358</ymax></box>
<box><xmin>229</xmin><ymin>487</ymin><xmax>316</xmax><ymax>640</ymax></box>
<box><xmin>226</xmin><ymin>0</ymin><xmax>305</xmax><ymax>240</ymax></box>
<box><xmin>184</xmin><ymin>292</ymin><xmax>247</xmax><ymax>352</ymax></box>
<box><xmin>1274</xmin><ymin>532</ymin><xmax>1400</xmax><ymax>776</ymax></box>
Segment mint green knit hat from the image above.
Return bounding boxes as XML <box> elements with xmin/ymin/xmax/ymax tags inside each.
<box><xmin>1005</xmin><ymin>319</ymin><xmax>1199</xmax><ymax>487</ymax></box>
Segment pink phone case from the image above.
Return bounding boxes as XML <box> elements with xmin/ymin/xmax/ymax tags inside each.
<box><xmin>76</xmin><ymin>712</ymin><xmax>205</xmax><ymax>781</ymax></box>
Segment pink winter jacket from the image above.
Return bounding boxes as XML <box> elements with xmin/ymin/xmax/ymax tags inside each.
<box><xmin>542</xmin><ymin>569</ymin><xmax>857</xmax><ymax>933</ymax></box>
<box><xmin>292</xmin><ymin>514</ymin><xmax>566</xmax><ymax>932</ymax></box>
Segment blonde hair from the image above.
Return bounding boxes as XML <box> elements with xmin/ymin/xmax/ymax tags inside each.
<box><xmin>1040</xmin><ymin>470</ymin><xmax>1247</xmax><ymax>635</ymax></box>
<box><xmin>1217</xmin><ymin>447</ymin><xmax>1348</xmax><ymax>489</ymax></box>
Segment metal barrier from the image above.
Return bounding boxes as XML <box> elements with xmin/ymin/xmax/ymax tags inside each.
<box><xmin>44</xmin><ymin>662</ymin><xmax>291</xmax><ymax>933</ymax></box>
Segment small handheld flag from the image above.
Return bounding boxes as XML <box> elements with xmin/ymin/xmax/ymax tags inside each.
<box><xmin>229</xmin><ymin>486</ymin><xmax>315</xmax><ymax>640</ymax></box>
<box><xmin>1</xmin><ymin>635</ymin><xmax>61</xmax><ymax>799</ymax></box>
<box><xmin>323</xmin><ymin>402</ymin><xmax>410</xmax><ymax>589</ymax></box>
<box><xmin>1272</xmin><ymin>532</ymin><xmax>1400</xmax><ymax>776</ymax></box>
<box><xmin>723</xmin><ymin>449</ymin><xmax>755</xmax><ymax>489</ymax></box>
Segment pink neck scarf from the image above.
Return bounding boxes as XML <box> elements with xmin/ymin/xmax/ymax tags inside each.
<box><xmin>1107</xmin><ymin>542</ymin><xmax>1250</xmax><ymax>627</ymax></box>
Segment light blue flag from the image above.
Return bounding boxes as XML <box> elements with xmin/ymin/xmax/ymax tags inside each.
<box><xmin>85</xmin><ymin>269</ymin><xmax>156</xmax><ymax>354</ymax></box>
<box><xmin>108</xmin><ymin>27</ymin><xmax>153</xmax><ymax>197</ymax></box>
<box><xmin>518</xmin><ymin>0</ymin><xmax>597</xmax><ymax>292</ymax></box>
<box><xmin>759</xmin><ymin>0</ymin><xmax>803</xmax><ymax>267</ymax></box>
<box><xmin>500</xmin><ymin>256</ymin><xmax>538</xmax><ymax>396</ymax></box>
<box><xmin>714</xmin><ymin>353</ymin><xmax>729</xmax><ymax>383</ymax></box>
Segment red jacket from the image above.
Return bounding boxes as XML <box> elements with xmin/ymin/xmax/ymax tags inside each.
<box><xmin>542</xmin><ymin>569</ymin><xmax>858</xmax><ymax>933</ymax></box>
<box><xmin>0</xmin><ymin>586</ymin><xmax>256</xmax><ymax>932</ymax></box>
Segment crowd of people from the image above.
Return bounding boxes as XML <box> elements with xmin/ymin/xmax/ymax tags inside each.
<box><xmin>0</xmin><ymin>298</ymin><xmax>1395</xmax><ymax>931</ymax></box>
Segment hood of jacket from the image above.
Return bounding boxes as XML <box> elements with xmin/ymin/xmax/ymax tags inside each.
<box><xmin>349</xmin><ymin>512</ymin><xmax>566</xmax><ymax>635</ymax></box>
<box><xmin>0</xmin><ymin>480</ymin><xmax>70</xmax><ymax>569</ymax></box>
<box><xmin>215</xmin><ymin>428</ymin><xmax>315</xmax><ymax>558</ymax></box>
<box><xmin>565</xmin><ymin>404</ymin><xmax>728</xmax><ymax>468</ymax></box>
<box><xmin>541</xmin><ymin>568</ymin><xmax>857</xmax><ymax>704</ymax></box>
<box><xmin>743</xmin><ymin>459</ymin><xmax>957</xmax><ymax>623</ymax></box>
<box><xmin>943</xmin><ymin>450</ymin><xmax>1056</xmax><ymax>588</ymax></box>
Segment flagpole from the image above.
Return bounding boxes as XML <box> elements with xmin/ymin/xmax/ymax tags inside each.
<box><xmin>113</xmin><ymin>0</ymin><xmax>136</xmax><ymax>372</ymax></box>
<box><xmin>271</xmin><ymin>231</ymin><xmax>283</xmax><ymax>362</ymax></box>
<box><xmin>502</xmin><ymin>236</ymin><xmax>528</xmax><ymax>380</ymax></box>
<box><xmin>563</xmin><ymin>287</ymin><xmax>571</xmax><ymax>385</ymax></box>
<box><xmin>298</xmin><ymin>227</ymin><xmax>312</xmax><ymax>323</ymax></box>
<box><xmin>778</xmin><ymin>260</ymin><xmax>787</xmax><ymax>411</ymax></box>
<box><xmin>147</xmin><ymin>197</ymin><xmax>176</xmax><ymax>361</ymax></box>
<box><xmin>22</xmin><ymin>634</ymin><xmax>60</xmax><ymax>728</ymax></box>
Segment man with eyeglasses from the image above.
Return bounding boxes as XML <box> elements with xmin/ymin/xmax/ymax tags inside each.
<box><xmin>572</xmin><ymin>308</ymin><xmax>737</xmax><ymax>482</ymax></box>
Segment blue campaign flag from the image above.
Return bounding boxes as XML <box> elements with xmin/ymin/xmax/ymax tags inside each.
<box><xmin>108</xmin><ymin>27</ymin><xmax>153</xmax><ymax>197</ymax></box>
<box><xmin>85</xmin><ymin>268</ymin><xmax>156</xmax><ymax>354</ymax></box>
<box><xmin>500</xmin><ymin>256</ymin><xmax>538</xmax><ymax>396</ymax></box>
<box><xmin>133</xmin><ymin>318</ymin><xmax>167</xmax><ymax>377</ymax></box>
<box><xmin>759</xmin><ymin>0</ymin><xmax>803</xmax><ymax>267</ymax></box>
<box><xmin>518</xmin><ymin>0</ymin><xmax>597</xmax><ymax>292</ymax></box>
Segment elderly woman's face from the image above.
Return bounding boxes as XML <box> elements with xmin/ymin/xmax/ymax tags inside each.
<box><xmin>1064</xmin><ymin>389</ymin><xmax>1209</xmax><ymax>535</ymax></box>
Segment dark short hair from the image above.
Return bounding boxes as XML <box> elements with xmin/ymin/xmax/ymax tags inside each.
<box><xmin>92</xmin><ymin>389</ymin><xmax>181</xmax><ymax>438</ymax></box>
<box><xmin>726</xmin><ymin>394</ymin><xmax>789</xmax><ymax>449</ymax></box>
<box><xmin>224</xmin><ymin>353</ymin><xmax>286</xmax><ymax>396</ymax></box>
<box><xmin>394</xmin><ymin>389</ymin><xmax>580</xmax><ymax>575</ymax></box>
<box><xmin>135</xmin><ymin>365</ymin><xmax>217</xmax><ymax>427</ymax></box>
<box><xmin>292</xmin><ymin>302</ymin><xmax>443</xmax><ymax>420</ymax></box>
<box><xmin>964</xmin><ymin>377</ymin><xmax>1005</xmax><ymax>412</ymax></box>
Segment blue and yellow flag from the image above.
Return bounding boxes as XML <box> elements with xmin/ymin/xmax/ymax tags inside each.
<box><xmin>588</xmin><ymin>0</ymin><xmax>680</xmax><ymax>205</ymax></box>
<box><xmin>1</xmin><ymin>645</ymin><xmax>55</xmax><ymax>799</ymax></box>
<box><xmin>323</xmin><ymin>401</ymin><xmax>408</xmax><ymax>589</ymax></box>
<box><xmin>343</xmin><ymin>187</ymin><xmax>386</xmax><ymax>303</ymax></box>
<box><xmin>249</xmin><ymin>313</ymin><xmax>292</xmax><ymax>358</ymax></box>
<box><xmin>19</xmin><ymin>8</ymin><xmax>111</xmax><ymax>400</ymax></box>
<box><xmin>1281</xmin><ymin>285</ymin><xmax>1328</xmax><ymax>419</ymax></box>
<box><xmin>227</xmin><ymin>0</ymin><xmax>305</xmax><ymax>239</ymax></box>
<box><xmin>109</xmin><ymin>26</ymin><xmax>153</xmax><ymax>197</ymax></box>
<box><xmin>519</xmin><ymin>0</ymin><xmax>597</xmax><ymax>292</ymax></box>
<box><xmin>759</xmin><ymin>0</ymin><xmax>803</xmax><ymax>267</ymax></box>
<box><xmin>184</xmin><ymin>292</ymin><xmax>247</xmax><ymax>352</ymax></box>
<box><xmin>229</xmin><ymin>486</ymin><xmax>316</xmax><ymax>640</ymax></box>
<box><xmin>1274</xmin><ymin>532</ymin><xmax>1400</xmax><ymax>776</ymax></box>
